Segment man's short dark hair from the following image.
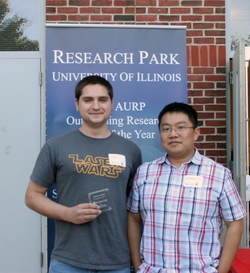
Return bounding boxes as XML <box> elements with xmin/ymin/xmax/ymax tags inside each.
<box><xmin>75</xmin><ymin>75</ymin><xmax>113</xmax><ymax>101</ymax></box>
<box><xmin>158</xmin><ymin>102</ymin><xmax>198</xmax><ymax>129</ymax></box>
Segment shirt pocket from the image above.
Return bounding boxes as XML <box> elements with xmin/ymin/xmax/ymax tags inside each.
<box><xmin>179</xmin><ymin>187</ymin><xmax>220</xmax><ymax>228</ymax></box>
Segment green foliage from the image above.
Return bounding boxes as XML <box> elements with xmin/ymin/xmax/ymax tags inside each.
<box><xmin>0</xmin><ymin>0</ymin><xmax>39</xmax><ymax>51</ymax></box>
<box><xmin>0</xmin><ymin>0</ymin><xmax>9</xmax><ymax>22</ymax></box>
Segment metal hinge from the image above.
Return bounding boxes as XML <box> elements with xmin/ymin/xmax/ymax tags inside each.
<box><xmin>229</xmin><ymin>71</ymin><xmax>233</xmax><ymax>85</ymax></box>
<box><xmin>39</xmin><ymin>72</ymin><xmax>42</xmax><ymax>86</ymax></box>
<box><xmin>40</xmin><ymin>252</ymin><xmax>44</xmax><ymax>267</ymax></box>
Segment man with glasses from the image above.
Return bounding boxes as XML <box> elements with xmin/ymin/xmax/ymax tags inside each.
<box><xmin>127</xmin><ymin>102</ymin><xmax>246</xmax><ymax>273</ymax></box>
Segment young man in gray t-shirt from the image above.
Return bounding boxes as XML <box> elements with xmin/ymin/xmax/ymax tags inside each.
<box><xmin>25</xmin><ymin>75</ymin><xmax>142</xmax><ymax>273</ymax></box>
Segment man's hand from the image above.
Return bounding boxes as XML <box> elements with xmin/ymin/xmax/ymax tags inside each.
<box><xmin>25</xmin><ymin>180</ymin><xmax>101</xmax><ymax>224</ymax></box>
<box><xmin>65</xmin><ymin>203</ymin><xmax>101</xmax><ymax>224</ymax></box>
<box><xmin>217</xmin><ymin>219</ymin><xmax>244</xmax><ymax>273</ymax></box>
<box><xmin>128</xmin><ymin>211</ymin><xmax>142</xmax><ymax>272</ymax></box>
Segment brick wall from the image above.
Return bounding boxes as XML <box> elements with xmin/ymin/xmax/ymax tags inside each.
<box><xmin>46</xmin><ymin>0</ymin><xmax>227</xmax><ymax>165</ymax></box>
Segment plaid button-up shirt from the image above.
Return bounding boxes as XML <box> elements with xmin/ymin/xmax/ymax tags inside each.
<box><xmin>127</xmin><ymin>149</ymin><xmax>246</xmax><ymax>273</ymax></box>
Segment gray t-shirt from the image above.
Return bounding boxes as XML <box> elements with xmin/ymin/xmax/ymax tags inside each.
<box><xmin>30</xmin><ymin>130</ymin><xmax>142</xmax><ymax>270</ymax></box>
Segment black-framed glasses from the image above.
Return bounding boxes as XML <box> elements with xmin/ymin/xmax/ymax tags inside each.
<box><xmin>160</xmin><ymin>126</ymin><xmax>195</xmax><ymax>134</ymax></box>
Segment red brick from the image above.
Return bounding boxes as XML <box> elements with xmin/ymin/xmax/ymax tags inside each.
<box><xmin>200</xmin><ymin>46</ymin><xmax>208</xmax><ymax>66</ymax></box>
<box><xmin>193</xmin><ymin>8</ymin><xmax>213</xmax><ymax>14</ymax></box>
<box><xmin>216</xmin><ymin>157</ymin><xmax>226</xmax><ymax>165</ymax></box>
<box><xmin>90</xmin><ymin>15</ymin><xmax>112</xmax><ymax>20</ymax></box>
<box><xmin>159</xmin><ymin>15</ymin><xmax>180</xmax><ymax>21</ymax></box>
<box><xmin>193</xmin><ymin>67</ymin><xmax>214</xmax><ymax>74</ymax></box>
<box><xmin>218</xmin><ymin>46</ymin><xmax>226</xmax><ymax>66</ymax></box>
<box><xmin>68</xmin><ymin>15</ymin><xmax>89</xmax><ymax>20</ymax></box>
<box><xmin>187</xmin><ymin>30</ymin><xmax>203</xmax><ymax>36</ymax></box>
<box><xmin>193</xmin><ymin>97</ymin><xmax>214</xmax><ymax>104</ymax></box>
<box><xmin>216</xmin><ymin>67</ymin><xmax>226</xmax><ymax>74</ymax></box>
<box><xmin>69</xmin><ymin>0</ymin><xmax>90</xmax><ymax>5</ymax></box>
<box><xmin>187</xmin><ymin>67</ymin><xmax>192</xmax><ymax>74</ymax></box>
<box><xmin>128</xmin><ymin>7</ymin><xmax>145</xmax><ymax>13</ymax></box>
<box><xmin>194</xmin><ymin>37</ymin><xmax>214</xmax><ymax>44</ymax></box>
<box><xmin>209</xmin><ymin>45</ymin><xmax>217</xmax><ymax>66</ymax></box>
<box><xmin>216</xmin><ymin>112</ymin><xmax>226</xmax><ymax>119</ymax></box>
<box><xmin>47</xmin><ymin>0</ymin><xmax>67</xmax><ymax>5</ymax></box>
<box><xmin>198</xmin><ymin>112</ymin><xmax>214</xmax><ymax>119</ymax></box>
<box><xmin>46</xmin><ymin>7</ymin><xmax>56</xmax><ymax>13</ymax></box>
<box><xmin>159</xmin><ymin>0</ymin><xmax>180</xmax><ymax>6</ymax></box>
<box><xmin>188</xmin><ymin>75</ymin><xmax>203</xmax><ymax>81</ymax></box>
<box><xmin>92</xmin><ymin>0</ymin><xmax>112</xmax><ymax>6</ymax></box>
<box><xmin>204</xmin><ymin>0</ymin><xmax>225</xmax><ymax>7</ymax></box>
<box><xmin>205</xmin><ymin>75</ymin><xmax>226</xmax><ymax>81</ymax></box>
<box><xmin>188</xmin><ymin>90</ymin><xmax>203</xmax><ymax>97</ymax></box>
<box><xmin>46</xmin><ymin>15</ymin><xmax>67</xmax><ymax>20</ymax></box>
<box><xmin>102</xmin><ymin>7</ymin><xmax>123</xmax><ymax>13</ymax></box>
<box><xmin>217</xmin><ymin>143</ymin><xmax>226</xmax><ymax>149</ymax></box>
<box><xmin>136</xmin><ymin>15</ymin><xmax>157</xmax><ymax>21</ymax></box>
<box><xmin>191</xmin><ymin>46</ymin><xmax>199</xmax><ymax>66</ymax></box>
<box><xmin>215</xmin><ymin>8</ymin><xmax>225</xmax><ymax>14</ymax></box>
<box><xmin>205</xmin><ymin>30</ymin><xmax>225</xmax><ymax>36</ymax></box>
<box><xmin>216</xmin><ymin>23</ymin><xmax>225</xmax><ymax>29</ymax></box>
<box><xmin>186</xmin><ymin>45</ymin><xmax>191</xmax><ymax>66</ymax></box>
<box><xmin>124</xmin><ymin>7</ymin><xmax>134</xmax><ymax>13</ymax></box>
<box><xmin>58</xmin><ymin>7</ymin><xmax>78</xmax><ymax>13</ymax></box>
<box><xmin>193</xmin><ymin>82</ymin><xmax>214</xmax><ymax>89</ymax></box>
<box><xmin>170</xmin><ymin>8</ymin><xmax>191</xmax><ymax>14</ymax></box>
<box><xmin>193</xmin><ymin>22</ymin><xmax>214</xmax><ymax>29</ymax></box>
<box><xmin>206</xmin><ymin>150</ymin><xmax>226</xmax><ymax>157</ymax></box>
<box><xmin>200</xmin><ymin>128</ymin><xmax>215</xmax><ymax>134</ymax></box>
<box><xmin>192</xmin><ymin>105</ymin><xmax>203</xmax><ymax>111</ymax></box>
<box><xmin>217</xmin><ymin>128</ymin><xmax>226</xmax><ymax>135</ymax></box>
<box><xmin>148</xmin><ymin>8</ymin><xmax>168</xmax><ymax>13</ymax></box>
<box><xmin>136</xmin><ymin>0</ymin><xmax>157</xmax><ymax>5</ymax></box>
<box><xmin>216</xmin><ymin>82</ymin><xmax>226</xmax><ymax>89</ymax></box>
<box><xmin>206</xmin><ymin>135</ymin><xmax>226</xmax><ymax>142</ymax></box>
<box><xmin>195</xmin><ymin>143</ymin><xmax>202</xmax><ymax>149</ymax></box>
<box><xmin>181</xmin><ymin>15</ymin><xmax>202</xmax><ymax>21</ymax></box>
<box><xmin>216</xmin><ymin>38</ymin><xmax>225</xmax><ymax>44</ymax></box>
<box><xmin>205</xmin><ymin>105</ymin><xmax>226</xmax><ymax>111</ymax></box>
<box><xmin>198</xmin><ymin>143</ymin><xmax>216</xmax><ymax>149</ymax></box>
<box><xmin>205</xmin><ymin>15</ymin><xmax>225</xmax><ymax>22</ymax></box>
<box><xmin>114</xmin><ymin>0</ymin><xmax>134</xmax><ymax>6</ymax></box>
<box><xmin>216</xmin><ymin>97</ymin><xmax>226</xmax><ymax>103</ymax></box>
<box><xmin>182</xmin><ymin>1</ymin><xmax>202</xmax><ymax>6</ymax></box>
<box><xmin>80</xmin><ymin>7</ymin><xmax>100</xmax><ymax>13</ymax></box>
<box><xmin>205</xmin><ymin>90</ymin><xmax>225</xmax><ymax>96</ymax></box>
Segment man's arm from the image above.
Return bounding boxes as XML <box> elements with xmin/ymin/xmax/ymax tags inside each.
<box><xmin>25</xmin><ymin>180</ymin><xmax>101</xmax><ymax>224</ymax></box>
<box><xmin>217</xmin><ymin>218</ymin><xmax>244</xmax><ymax>273</ymax></box>
<box><xmin>128</xmin><ymin>211</ymin><xmax>142</xmax><ymax>272</ymax></box>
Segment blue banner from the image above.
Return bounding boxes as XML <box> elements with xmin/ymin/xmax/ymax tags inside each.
<box><xmin>46</xmin><ymin>24</ymin><xmax>187</xmax><ymax>267</ymax></box>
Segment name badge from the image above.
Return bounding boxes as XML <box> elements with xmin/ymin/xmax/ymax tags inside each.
<box><xmin>183</xmin><ymin>175</ymin><xmax>203</xmax><ymax>188</ymax></box>
<box><xmin>108</xmin><ymin>154</ymin><xmax>126</xmax><ymax>167</ymax></box>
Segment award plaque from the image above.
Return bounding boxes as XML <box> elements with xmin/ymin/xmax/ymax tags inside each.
<box><xmin>88</xmin><ymin>188</ymin><xmax>112</xmax><ymax>212</ymax></box>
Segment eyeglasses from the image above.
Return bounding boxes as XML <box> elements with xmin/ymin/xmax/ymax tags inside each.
<box><xmin>160</xmin><ymin>126</ymin><xmax>195</xmax><ymax>134</ymax></box>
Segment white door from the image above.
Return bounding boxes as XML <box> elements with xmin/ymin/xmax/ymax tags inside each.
<box><xmin>232</xmin><ymin>40</ymin><xmax>250</xmax><ymax>248</ymax></box>
<box><xmin>0</xmin><ymin>55</ymin><xmax>43</xmax><ymax>272</ymax></box>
